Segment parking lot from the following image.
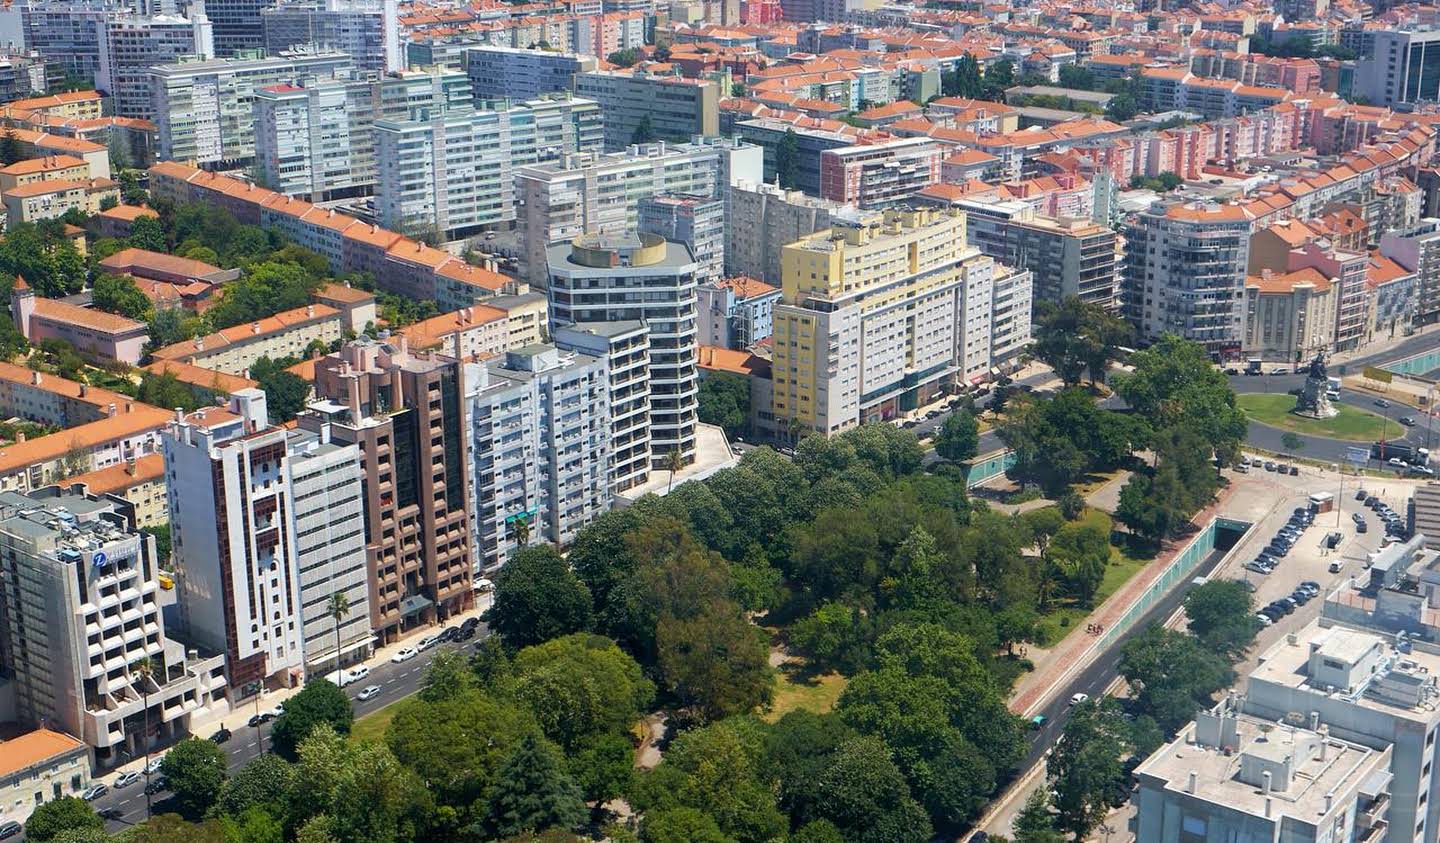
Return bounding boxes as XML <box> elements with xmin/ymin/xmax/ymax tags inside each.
<box><xmin>1211</xmin><ymin>456</ymin><xmax>1415</xmax><ymax>659</ymax></box>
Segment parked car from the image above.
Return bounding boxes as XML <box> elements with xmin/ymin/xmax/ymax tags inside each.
<box><xmin>1353</xmin><ymin>512</ymin><xmax>1366</xmax><ymax>524</ymax></box>
<box><xmin>1325</xmin><ymin>532</ymin><xmax>1342</xmax><ymax>549</ymax></box>
<box><xmin>1264</xmin><ymin>461</ymin><xmax>1277</xmax><ymax>471</ymax></box>
<box><xmin>418</xmin><ymin>635</ymin><xmax>439</xmax><ymax>651</ymax></box>
<box><xmin>1356</xmin><ymin>489</ymin><xmax>1369</xmax><ymax>501</ymax></box>
<box><xmin>145</xmin><ymin>757</ymin><xmax>164</xmax><ymax>774</ymax></box>
<box><xmin>81</xmin><ymin>784</ymin><xmax>108</xmax><ymax>801</ymax></box>
<box><xmin>1389</xmin><ymin>457</ymin><xmax>1408</xmax><ymax>468</ymax></box>
<box><xmin>1356</xmin><ymin>520</ymin><xmax>1369</xmax><ymax>533</ymax></box>
<box><xmin>210</xmin><ymin>727</ymin><xmax>232</xmax><ymax>744</ymax></box>
<box><xmin>145</xmin><ymin>777</ymin><xmax>169</xmax><ymax>795</ymax></box>
<box><xmin>1289</xmin><ymin>465</ymin><xmax>1299</xmax><ymax>475</ymax></box>
<box><xmin>356</xmin><ymin>685</ymin><xmax>382</xmax><ymax>702</ymax></box>
<box><xmin>391</xmin><ymin>646</ymin><xmax>418</xmax><ymax>663</ymax></box>
<box><xmin>0</xmin><ymin>820</ymin><xmax>23</xmax><ymax>839</ymax></box>
<box><xmin>98</xmin><ymin>807</ymin><xmax>124</xmax><ymax>821</ymax></box>
<box><xmin>1255</xmin><ymin>613</ymin><xmax>1274</xmax><ymax>626</ymax></box>
<box><xmin>1366</xmin><ymin>495</ymin><xmax>1380</xmax><ymax>508</ymax></box>
<box><xmin>115</xmin><ymin>770</ymin><xmax>141</xmax><ymax>788</ymax></box>
<box><xmin>345</xmin><ymin>665</ymin><xmax>369</xmax><ymax>684</ymax></box>
<box><xmin>1069</xmin><ymin>692</ymin><xmax>1090</xmax><ymax>706</ymax></box>
<box><xmin>248</xmin><ymin>713</ymin><xmax>272</xmax><ymax>728</ymax></box>
<box><xmin>1297</xmin><ymin>582</ymin><xmax>1321</xmax><ymax>597</ymax></box>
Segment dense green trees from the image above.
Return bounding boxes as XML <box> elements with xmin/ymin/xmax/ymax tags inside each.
<box><xmin>161</xmin><ymin>737</ymin><xmax>229</xmax><ymax>820</ymax></box>
<box><xmin>934</xmin><ymin>410</ymin><xmax>980</xmax><ymax>463</ymax></box>
<box><xmin>1048</xmin><ymin>697</ymin><xmax>1133</xmax><ymax>839</ymax></box>
<box><xmin>697</xmin><ymin>372</ymin><xmax>750</xmax><ymax>437</ymax></box>
<box><xmin>24</xmin><ymin>797</ymin><xmax>103</xmax><ymax>842</ymax></box>
<box><xmin>269</xmin><ymin>679</ymin><xmax>353</xmax><ymax>760</ymax></box>
<box><xmin>1000</xmin><ymin>388</ymin><xmax>1147</xmax><ymax>495</ymax></box>
<box><xmin>91</xmin><ymin>273</ymin><xmax>151</xmax><ymax>320</ymax></box>
<box><xmin>1029</xmin><ymin>297</ymin><xmax>1133</xmax><ymax>387</ymax></box>
<box><xmin>486</xmin><ymin>546</ymin><xmax>594</xmax><ymax>650</ymax></box>
<box><xmin>1118</xmin><ymin>624</ymin><xmax>1235</xmax><ymax>732</ymax></box>
<box><xmin>1183</xmin><ymin>579</ymin><xmax>1260</xmax><ymax>658</ymax></box>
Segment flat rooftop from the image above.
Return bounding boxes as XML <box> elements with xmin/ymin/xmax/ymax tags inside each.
<box><xmin>1137</xmin><ymin>711</ymin><xmax>1388</xmax><ymax>824</ymax></box>
<box><xmin>1250</xmin><ymin>620</ymin><xmax>1440</xmax><ymax>719</ymax></box>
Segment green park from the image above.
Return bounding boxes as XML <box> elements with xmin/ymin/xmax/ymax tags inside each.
<box><xmin>1236</xmin><ymin>393</ymin><xmax>1405</xmax><ymax>441</ymax></box>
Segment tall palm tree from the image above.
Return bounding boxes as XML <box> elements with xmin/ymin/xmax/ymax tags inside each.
<box><xmin>131</xmin><ymin>656</ymin><xmax>154</xmax><ymax>819</ymax></box>
<box><xmin>326</xmin><ymin>592</ymin><xmax>351</xmax><ymax>678</ymax></box>
<box><xmin>666</xmin><ymin>448</ymin><xmax>683</xmax><ymax>494</ymax></box>
<box><xmin>513</xmin><ymin>515</ymin><xmax>530</xmax><ymax>548</ymax></box>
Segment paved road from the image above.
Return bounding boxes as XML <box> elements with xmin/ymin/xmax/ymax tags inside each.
<box><xmin>1227</xmin><ymin>373</ymin><xmax>1435</xmax><ymax>464</ymax></box>
<box><xmin>80</xmin><ymin>626</ymin><xmax>486</xmax><ymax>836</ymax></box>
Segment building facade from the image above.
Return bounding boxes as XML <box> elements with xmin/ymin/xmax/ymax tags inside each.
<box><xmin>260</xmin><ymin>0</ymin><xmax>401</xmax><ymax>74</ymax></box>
<box><xmin>463</xmin><ymin>46</ymin><xmax>597</xmax><ymax>102</ymax></box>
<box><xmin>574</xmin><ymin>69</ymin><xmax>719</xmax><ymax>150</ymax></box>
<box><xmin>553</xmin><ymin>322</ymin><xmax>651</xmax><ymax>496</ymax></box>
<box><xmin>637</xmin><ymin>194</ymin><xmax>725</xmax><ymax>284</ymax></box>
<box><xmin>724</xmin><ymin>179</ymin><xmax>842</xmax><ymax>284</ymax></box>
<box><xmin>697</xmin><ymin>276</ymin><xmax>782</xmax><ymax>350</ymax></box>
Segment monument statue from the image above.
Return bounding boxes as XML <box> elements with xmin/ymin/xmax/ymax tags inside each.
<box><xmin>1294</xmin><ymin>352</ymin><xmax>1338</xmax><ymax>419</ymax></box>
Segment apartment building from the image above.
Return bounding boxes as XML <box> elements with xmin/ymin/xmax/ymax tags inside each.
<box><xmin>697</xmin><ymin>276</ymin><xmax>782</xmax><ymax>350</ymax></box>
<box><xmin>1134</xmin><ymin>697</ymin><xmax>1392</xmax><ymax>843</ymax></box>
<box><xmin>553</xmin><ymin>322</ymin><xmax>651</xmax><ymax>496</ymax></box>
<box><xmin>0</xmin><ymin>155</ymin><xmax>90</xmax><ymax>192</ymax></box>
<box><xmin>374</xmin><ymin>96</ymin><xmax>603</xmax><ymax>240</ymax></box>
<box><xmin>516</xmin><ymin>138</ymin><xmax>762</xmax><ymax>283</ymax></box>
<box><xmin>64</xmin><ymin>454</ymin><xmax>168</xmax><ymax>529</ymax></box>
<box><xmin>1379</xmin><ymin>219</ymin><xmax>1440</xmax><ymax>325</ymax></box>
<box><xmin>1122</xmin><ymin>202</ymin><xmax>1252</xmax><ymax>355</ymax></box>
<box><xmin>1242</xmin><ymin>268</ymin><xmax>1338</xmax><ymax>362</ymax></box>
<box><xmin>3</xmin><ymin>179</ymin><xmax>120</xmax><ymax>229</ymax></box>
<box><xmin>149</xmin><ymin>303</ymin><xmax>343</xmax><ymax>376</ymax></box>
<box><xmin>547</xmin><ymin>234</ymin><xmax>700</xmax><ymax>468</ymax></box>
<box><xmin>771</xmin><ymin>208</ymin><xmax>998</xmax><ymax>435</ymax></box>
<box><xmin>148</xmin><ymin>48</ymin><xmax>353</xmax><ymax>167</ymax></box>
<box><xmin>464</xmin><ymin>345</ymin><xmax>611</xmax><ymax>570</ymax></box>
<box><xmin>0</xmin><ymin>729</ymin><xmax>91</xmax><ymax>817</ymax></box>
<box><xmin>957</xmin><ymin>197</ymin><xmax>1120</xmax><ymax>311</ymax></box>
<box><xmin>463</xmin><ymin>46</ymin><xmax>597</xmax><ymax>102</ymax></box>
<box><xmin>11</xmin><ymin>275</ymin><xmax>146</xmax><ymax>365</ymax></box>
<box><xmin>574</xmin><ymin>69</ymin><xmax>720</xmax><ymax>150</ymax></box>
<box><xmin>285</xmin><ymin>426</ymin><xmax>372</xmax><ymax>677</ymax></box>
<box><xmin>733</xmin><ymin>117</ymin><xmax>862</xmax><ymax>196</ymax></box>
<box><xmin>260</xmin><ymin>0</ymin><xmax>402</xmax><ymax>74</ymax></box>
<box><xmin>0</xmin><ymin>487</ymin><xmax>228</xmax><ymax>765</ymax></box>
<box><xmin>638</xmin><ymin>194</ymin><xmax>725</xmax><ymax>284</ymax></box>
<box><xmin>164</xmin><ymin>391</ymin><xmax>307</xmax><ymax>696</ymax></box>
<box><xmin>303</xmin><ymin>340</ymin><xmax>474</xmax><ymax>645</ymax></box>
<box><xmin>205</xmin><ymin>0</ymin><xmax>268</xmax><ymax>55</ymax></box>
<box><xmin>725</xmin><ymin>179</ymin><xmax>842</xmax><ymax>284</ymax></box>
<box><xmin>817</xmin><ymin>137</ymin><xmax>943</xmax><ymax>208</ymax></box>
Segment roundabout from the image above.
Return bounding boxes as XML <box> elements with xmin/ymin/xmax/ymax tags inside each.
<box><xmin>1236</xmin><ymin>393</ymin><xmax>1407</xmax><ymax>442</ymax></box>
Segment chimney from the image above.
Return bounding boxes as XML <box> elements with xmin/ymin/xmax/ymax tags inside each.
<box><xmin>251</xmin><ymin>321</ymin><xmax>261</xmax><ymax>335</ymax></box>
<box><xmin>15</xmin><ymin>431</ymin><xmax>24</xmax><ymax>443</ymax></box>
<box><xmin>1265</xmin><ymin>797</ymin><xmax>1273</xmax><ymax>818</ymax></box>
<box><xmin>1318</xmin><ymin>725</ymin><xmax>1328</xmax><ymax>760</ymax></box>
<box><xmin>1310</xmin><ymin>711</ymin><xmax>1319</xmax><ymax>730</ymax></box>
<box><xmin>124</xmin><ymin>401</ymin><xmax>132</xmax><ymax>413</ymax></box>
<box><xmin>1324</xmin><ymin>793</ymin><xmax>1332</xmax><ymax>814</ymax></box>
<box><xmin>107</xmin><ymin>402</ymin><xmax>116</xmax><ymax>417</ymax></box>
<box><xmin>79</xmin><ymin>383</ymin><xmax>86</xmax><ymax>397</ymax></box>
<box><xmin>125</xmin><ymin>457</ymin><xmax>136</xmax><ymax>475</ymax></box>
<box><xmin>1186</xmin><ymin>771</ymin><xmax>1197</xmax><ymax>793</ymax></box>
<box><xmin>1262</xmin><ymin>771</ymin><xmax>1272</xmax><ymax>796</ymax></box>
<box><xmin>306</xmin><ymin>304</ymin><xmax>315</xmax><ymax>317</ymax></box>
<box><xmin>30</xmin><ymin>370</ymin><xmax>39</xmax><ymax>385</ymax></box>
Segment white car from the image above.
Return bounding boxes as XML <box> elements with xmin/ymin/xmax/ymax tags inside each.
<box><xmin>114</xmin><ymin>770</ymin><xmax>141</xmax><ymax>788</ymax></box>
<box><xmin>417</xmin><ymin>635</ymin><xmax>439</xmax><ymax>651</ymax></box>
<box><xmin>1069</xmin><ymin>692</ymin><xmax>1090</xmax><ymax>706</ymax></box>
<box><xmin>391</xmin><ymin>647</ymin><xmax>418</xmax><ymax>663</ymax></box>
<box><xmin>1389</xmin><ymin>457</ymin><xmax>1408</xmax><ymax>468</ymax></box>
<box><xmin>356</xmin><ymin>685</ymin><xmax>381</xmax><ymax>702</ymax></box>
<box><xmin>345</xmin><ymin>665</ymin><xmax>370</xmax><ymax>684</ymax></box>
<box><xmin>145</xmin><ymin>757</ymin><xmax>164</xmax><ymax>775</ymax></box>
<box><xmin>267</xmin><ymin>703</ymin><xmax>285</xmax><ymax>718</ymax></box>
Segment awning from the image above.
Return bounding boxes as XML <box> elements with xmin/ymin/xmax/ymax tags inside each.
<box><xmin>399</xmin><ymin>595</ymin><xmax>433</xmax><ymax>617</ymax></box>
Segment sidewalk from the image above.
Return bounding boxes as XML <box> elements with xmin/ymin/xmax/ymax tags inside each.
<box><xmin>1008</xmin><ymin>486</ymin><xmax>1235</xmax><ymax>717</ymax></box>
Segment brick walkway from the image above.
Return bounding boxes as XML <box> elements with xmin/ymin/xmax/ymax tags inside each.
<box><xmin>1009</xmin><ymin>486</ymin><xmax>1236</xmax><ymax>717</ymax></box>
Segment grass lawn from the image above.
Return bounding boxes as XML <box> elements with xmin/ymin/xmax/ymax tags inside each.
<box><xmin>350</xmin><ymin>700</ymin><xmax>404</xmax><ymax>743</ymax></box>
<box><xmin>764</xmin><ymin>666</ymin><xmax>847</xmax><ymax>723</ymax></box>
<box><xmin>1033</xmin><ymin>509</ymin><xmax>1153</xmax><ymax>647</ymax></box>
<box><xmin>1237</xmin><ymin>393</ymin><xmax>1404</xmax><ymax>441</ymax></box>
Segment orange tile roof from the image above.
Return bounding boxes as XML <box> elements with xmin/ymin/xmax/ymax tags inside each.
<box><xmin>0</xmin><ymin>360</ymin><xmax>127</xmax><ymax>407</ymax></box>
<box><xmin>66</xmin><ymin>452</ymin><xmax>165</xmax><ymax>495</ymax></box>
<box><xmin>98</xmin><ymin>204</ymin><xmax>157</xmax><ymax>222</ymax></box>
<box><xmin>32</xmin><ymin>297</ymin><xmax>146</xmax><ymax>335</ymax></box>
<box><xmin>0</xmin><ymin>154</ymin><xmax>87</xmax><ymax>175</ymax></box>
<box><xmin>315</xmin><ymin>281</ymin><xmax>375</xmax><ymax>305</ymax></box>
<box><xmin>398</xmin><ymin>305</ymin><xmax>508</xmax><ymax>351</ymax></box>
<box><xmin>141</xmin><ymin>360</ymin><xmax>258</xmax><ymax>394</ymax></box>
<box><xmin>152</xmin><ymin>304</ymin><xmax>340</xmax><ymax>361</ymax></box>
<box><xmin>1246</xmin><ymin>266</ymin><xmax>1331</xmax><ymax>293</ymax></box>
<box><xmin>0</xmin><ymin>729</ymin><xmax>86</xmax><ymax>779</ymax></box>
<box><xmin>1164</xmin><ymin>202</ymin><xmax>1251</xmax><ymax>222</ymax></box>
<box><xmin>5</xmin><ymin>177</ymin><xmax>115</xmax><ymax>198</ymax></box>
<box><xmin>1367</xmin><ymin>252</ymin><xmax>1412</xmax><ymax>287</ymax></box>
<box><xmin>99</xmin><ymin>248</ymin><xmax>225</xmax><ymax>281</ymax></box>
<box><xmin>714</xmin><ymin>276</ymin><xmax>780</xmax><ymax>299</ymax></box>
<box><xmin>697</xmin><ymin>344</ymin><xmax>771</xmax><ymax>377</ymax></box>
<box><xmin>0</xmin><ymin>404</ymin><xmax>171</xmax><ymax>475</ymax></box>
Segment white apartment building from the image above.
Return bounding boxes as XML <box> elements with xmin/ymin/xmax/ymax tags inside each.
<box><xmin>573</xmin><ymin>69</ymin><xmax>720</xmax><ymax>150</ymax></box>
<box><xmin>516</xmin><ymin>138</ymin><xmax>762</xmax><ymax>283</ymax></box>
<box><xmin>464</xmin><ymin>46</ymin><xmax>597</xmax><ymax>102</ymax></box>
<box><xmin>638</xmin><ymin>194</ymin><xmax>725</xmax><ymax>284</ymax></box>
<box><xmin>374</xmin><ymin>95</ymin><xmax>603</xmax><ymax>240</ymax></box>
<box><xmin>1355</xmin><ymin>28</ymin><xmax>1440</xmax><ymax>108</ymax></box>
<box><xmin>725</xmin><ymin>179</ymin><xmax>843</xmax><ymax>284</ymax></box>
<box><xmin>1123</xmin><ymin>201</ymin><xmax>1251</xmax><ymax>355</ymax></box>
<box><xmin>554</xmin><ymin>321</ymin><xmax>651</xmax><ymax>496</ymax></box>
<box><xmin>955</xmin><ymin>196</ymin><xmax>1120</xmax><ymax>311</ymax></box>
<box><xmin>163</xmin><ymin>391</ymin><xmax>306</xmax><ymax>699</ymax></box>
<box><xmin>1379</xmin><ymin>218</ymin><xmax>1440</xmax><ymax>325</ymax></box>
<box><xmin>464</xmin><ymin>345</ymin><xmax>611</xmax><ymax>570</ymax></box>
<box><xmin>547</xmin><ymin>234</ymin><xmax>700</xmax><ymax>468</ymax></box>
<box><xmin>286</xmin><ymin>427</ymin><xmax>372</xmax><ymax>677</ymax></box>
<box><xmin>0</xmin><ymin>487</ymin><xmax>229</xmax><ymax>766</ymax></box>
<box><xmin>260</xmin><ymin>0</ymin><xmax>401</xmax><ymax>73</ymax></box>
<box><xmin>149</xmin><ymin>48</ymin><xmax>353</xmax><ymax>167</ymax></box>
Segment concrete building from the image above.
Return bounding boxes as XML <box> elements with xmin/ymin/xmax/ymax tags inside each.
<box><xmin>1414</xmin><ymin>485</ymin><xmax>1440</xmax><ymax>551</ymax></box>
<box><xmin>0</xmin><ymin>487</ymin><xmax>228</xmax><ymax>766</ymax></box>
<box><xmin>554</xmin><ymin>322</ymin><xmax>651</xmax><ymax>496</ymax></box>
<box><xmin>148</xmin><ymin>48</ymin><xmax>353</xmax><ymax>168</ymax></box>
<box><xmin>697</xmin><ymin>276</ymin><xmax>782</xmax><ymax>350</ymax></box>
<box><xmin>547</xmin><ymin>234</ymin><xmax>700</xmax><ymax>468</ymax></box>
<box><xmin>1242</xmin><ymin>267</ymin><xmax>1338</xmax><ymax>362</ymax></box>
<box><xmin>63</xmin><ymin>454</ymin><xmax>168</xmax><ymax>529</ymax></box>
<box><xmin>0</xmin><ymin>729</ymin><xmax>91</xmax><ymax>819</ymax></box>
<box><xmin>464</xmin><ymin>345</ymin><xmax>611</xmax><ymax>570</ymax></box>
<box><xmin>149</xmin><ymin>303</ymin><xmax>344</xmax><ymax>376</ymax></box>
<box><xmin>574</xmin><ymin>69</ymin><xmax>719</xmax><ymax>150</ymax></box>
<box><xmin>303</xmin><ymin>340</ymin><xmax>474</xmax><ymax>645</ymax></box>
<box><xmin>1355</xmin><ymin>28</ymin><xmax>1440</xmax><ymax>108</ymax></box>
<box><xmin>205</xmin><ymin>0</ymin><xmax>268</xmax><ymax>55</ymax></box>
<box><xmin>772</xmin><ymin>208</ymin><xmax>1000</xmax><ymax>435</ymax></box>
<box><xmin>733</xmin><ymin>117</ymin><xmax>860</xmax><ymax>196</ymax></box>
<box><xmin>1379</xmin><ymin>219</ymin><xmax>1440</xmax><ymax>326</ymax></box>
<box><xmin>817</xmin><ymin>137</ymin><xmax>943</xmax><ymax>208</ymax></box>
<box><xmin>375</xmin><ymin>95</ymin><xmax>603</xmax><ymax>240</ymax></box>
<box><xmin>10</xmin><ymin>275</ymin><xmax>147</xmax><ymax>366</ymax></box>
<box><xmin>1123</xmin><ymin>201</ymin><xmax>1252</xmax><ymax>355</ymax></box>
<box><xmin>638</xmin><ymin>194</ymin><xmax>725</xmax><ymax>284</ymax></box>
<box><xmin>956</xmin><ymin>197</ymin><xmax>1120</xmax><ymax>311</ymax></box>
<box><xmin>260</xmin><ymin>0</ymin><xmax>401</xmax><ymax>74</ymax></box>
<box><xmin>724</xmin><ymin>179</ymin><xmax>842</xmax><ymax>284</ymax></box>
<box><xmin>516</xmin><ymin>139</ymin><xmax>762</xmax><ymax>284</ymax></box>
<box><xmin>464</xmin><ymin>46</ymin><xmax>597</xmax><ymax>102</ymax></box>
<box><xmin>285</xmin><ymin>427</ymin><xmax>372</xmax><ymax>677</ymax></box>
<box><xmin>164</xmin><ymin>391</ymin><xmax>307</xmax><ymax>696</ymax></box>
<box><xmin>1134</xmin><ymin>696</ymin><xmax>1392</xmax><ymax>843</ymax></box>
